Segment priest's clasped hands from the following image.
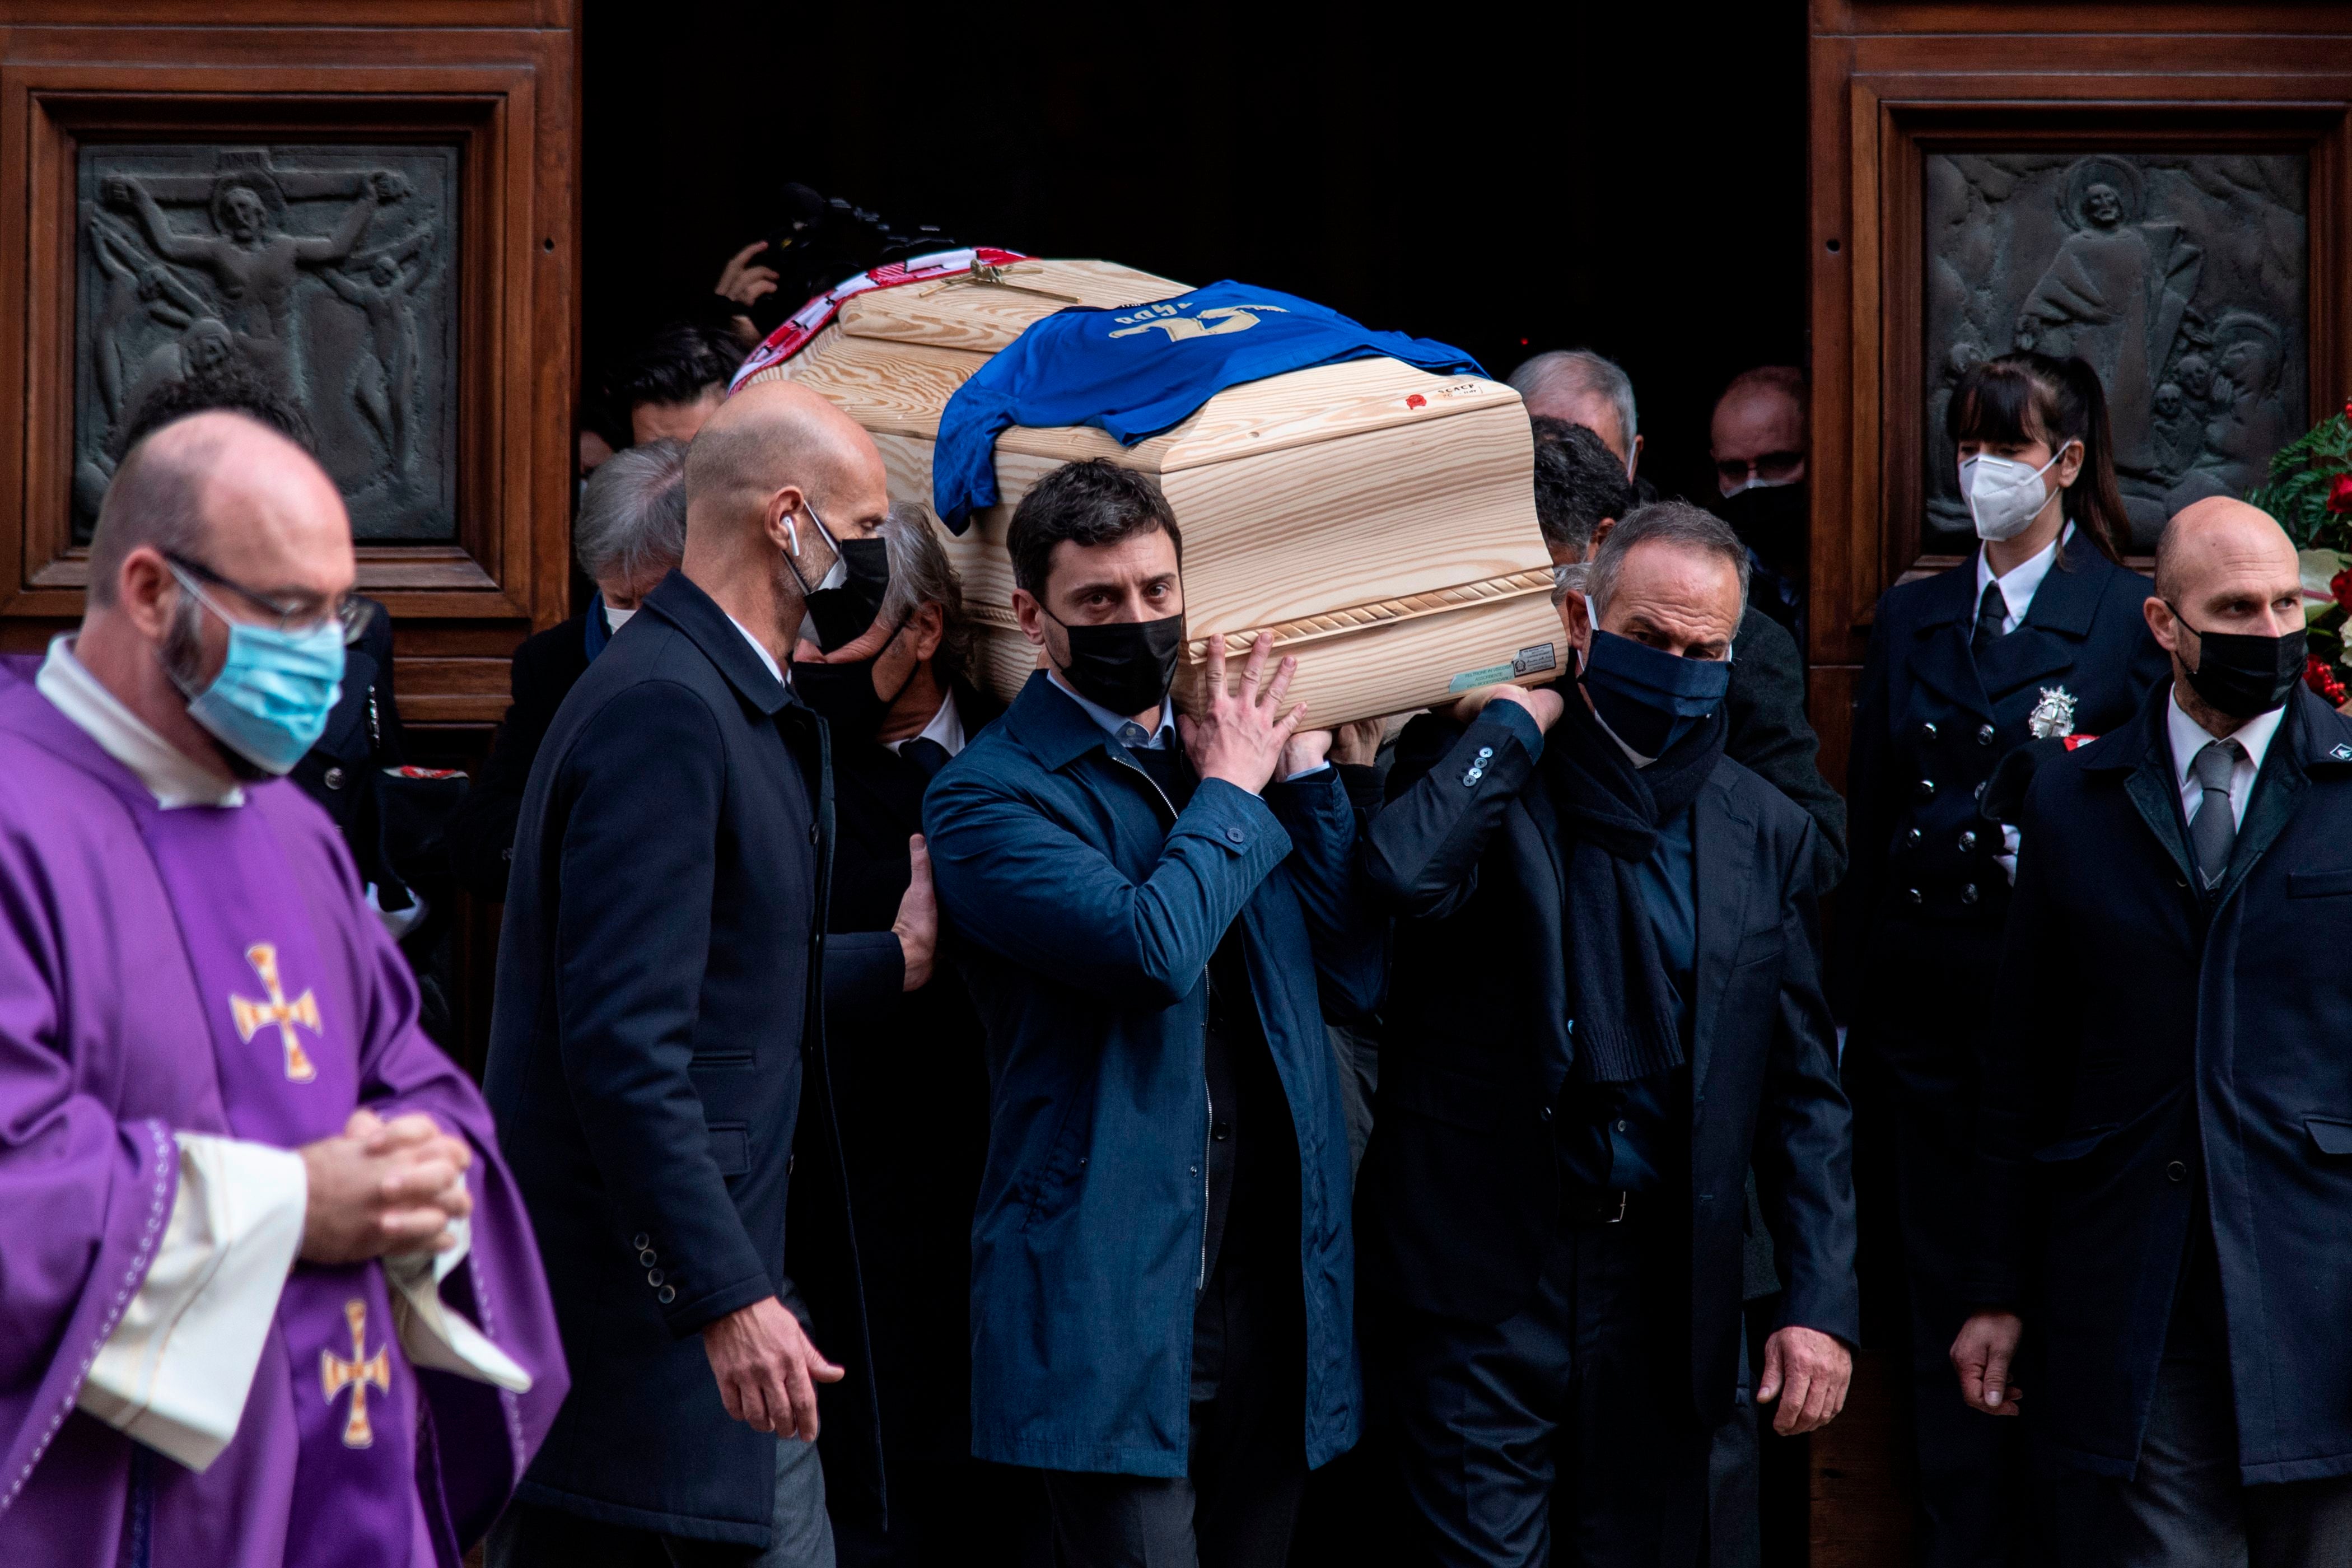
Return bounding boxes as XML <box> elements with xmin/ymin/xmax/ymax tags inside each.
<box><xmin>298</xmin><ymin>1107</ymin><xmax>475</xmax><ymax>1266</ymax></box>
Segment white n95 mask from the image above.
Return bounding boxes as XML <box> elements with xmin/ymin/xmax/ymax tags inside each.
<box><xmin>1959</xmin><ymin>444</ymin><xmax>2072</xmax><ymax>542</ymax></box>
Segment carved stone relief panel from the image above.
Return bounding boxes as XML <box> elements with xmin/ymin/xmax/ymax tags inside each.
<box><xmin>73</xmin><ymin>144</ymin><xmax>459</xmax><ymax>543</ymax></box>
<box><xmin>1923</xmin><ymin>152</ymin><xmax>2306</xmax><ymax>552</ymax></box>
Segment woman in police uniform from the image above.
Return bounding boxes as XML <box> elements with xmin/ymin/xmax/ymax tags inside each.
<box><xmin>1842</xmin><ymin>351</ymin><xmax>2168</xmax><ymax>1568</ymax></box>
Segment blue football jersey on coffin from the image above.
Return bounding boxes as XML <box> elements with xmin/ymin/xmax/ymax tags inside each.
<box><xmin>931</xmin><ymin>280</ymin><xmax>1486</xmax><ymax>531</ymax></box>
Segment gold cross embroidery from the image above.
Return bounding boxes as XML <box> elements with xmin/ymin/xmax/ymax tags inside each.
<box><xmin>319</xmin><ymin>1299</ymin><xmax>391</xmax><ymax>1448</ymax></box>
<box><xmin>228</xmin><ymin>942</ymin><xmax>320</xmax><ymax>1083</ymax></box>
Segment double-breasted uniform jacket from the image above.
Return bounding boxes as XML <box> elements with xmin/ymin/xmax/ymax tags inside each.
<box><xmin>1842</xmin><ymin>537</ymin><xmax>2168</xmax><ymax>1066</ymax></box>
<box><xmin>291</xmin><ymin>596</ymin><xmax>406</xmax><ymax>891</ymax></box>
<box><xmin>1356</xmin><ymin>703</ymin><xmax>1859</xmax><ymax>1425</ymax></box>
<box><xmin>484</xmin><ymin>572</ymin><xmax>881</xmax><ymax>1547</ymax></box>
<box><xmin>1968</xmin><ymin>684</ymin><xmax>2352</xmax><ymax>1482</ymax></box>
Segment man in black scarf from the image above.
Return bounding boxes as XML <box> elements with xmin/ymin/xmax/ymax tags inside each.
<box><xmin>1357</xmin><ymin>501</ymin><xmax>1859</xmax><ymax>1568</ymax></box>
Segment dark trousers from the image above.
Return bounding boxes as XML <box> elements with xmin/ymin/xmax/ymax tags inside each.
<box><xmin>1378</xmin><ymin>1203</ymin><xmax>1705</xmax><ymax>1568</ymax></box>
<box><xmin>1850</xmin><ymin>1034</ymin><xmax>2040</xmax><ymax>1568</ymax></box>
<box><xmin>833</xmin><ymin>1457</ymin><xmax>1052</xmax><ymax>1568</ymax></box>
<box><xmin>1042</xmin><ymin>1245</ymin><xmax>1306</xmax><ymax>1568</ymax></box>
<box><xmin>2054</xmin><ymin>1244</ymin><xmax>2352</xmax><ymax>1568</ymax></box>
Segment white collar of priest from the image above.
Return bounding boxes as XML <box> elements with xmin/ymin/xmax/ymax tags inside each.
<box><xmin>884</xmin><ymin>687</ymin><xmax>968</xmax><ymax>759</ymax></box>
<box><xmin>1049</xmin><ymin>669</ymin><xmax>1176</xmax><ymax>752</ymax></box>
<box><xmin>36</xmin><ymin>634</ymin><xmax>245</xmax><ymax>810</ymax></box>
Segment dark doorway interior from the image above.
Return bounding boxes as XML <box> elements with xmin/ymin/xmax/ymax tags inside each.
<box><xmin>580</xmin><ymin>1</ymin><xmax>1808</xmax><ymax>509</ymax></box>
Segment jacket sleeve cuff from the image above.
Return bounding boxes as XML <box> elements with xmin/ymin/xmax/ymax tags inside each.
<box><xmin>77</xmin><ymin>1133</ymin><xmax>307</xmax><ymax>1473</ymax></box>
<box><xmin>1481</xmin><ymin>698</ymin><xmax>1547</xmax><ymax>761</ymax></box>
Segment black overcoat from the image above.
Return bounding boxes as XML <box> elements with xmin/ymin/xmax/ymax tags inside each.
<box><xmin>1356</xmin><ymin>703</ymin><xmax>1859</xmax><ymax>1424</ymax></box>
<box><xmin>483</xmin><ymin>571</ymin><xmax>878</xmax><ymax>1546</ymax></box>
<box><xmin>1969</xmin><ymin>682</ymin><xmax>2352</xmax><ymax>1483</ymax></box>
<box><xmin>1841</xmin><ymin>537</ymin><xmax>2167</xmax><ymax>1058</ymax></box>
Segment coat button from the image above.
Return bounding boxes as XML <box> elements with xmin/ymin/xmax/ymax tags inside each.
<box><xmin>1904</xmin><ymin>828</ymin><xmax>1922</xmax><ymax>849</ymax></box>
<box><xmin>1224</xmin><ymin>825</ymin><xmax>1246</xmax><ymax>844</ymax></box>
<box><xmin>1960</xmin><ymin>884</ymin><xmax>1980</xmax><ymax>905</ymax></box>
<box><xmin>646</xmin><ymin>1269</ymin><xmax>664</xmax><ymax>1286</ymax></box>
<box><xmin>658</xmin><ymin>1285</ymin><xmax>676</xmax><ymax>1304</ymax></box>
<box><xmin>324</xmin><ymin>766</ymin><xmax>346</xmax><ymax>790</ymax></box>
<box><xmin>1212</xmin><ymin>1122</ymin><xmax>1230</xmax><ymax>1142</ymax></box>
<box><xmin>2167</xmin><ymin>1161</ymin><xmax>2188</xmax><ymax>1183</ymax></box>
<box><xmin>638</xmin><ymin>1248</ymin><xmax>656</xmax><ymax>1267</ymax></box>
<box><xmin>1916</xmin><ymin>778</ymin><xmax>1937</xmax><ymax>800</ymax></box>
<box><xmin>1539</xmin><ymin>1105</ymin><xmax>1553</xmax><ymax>1122</ymax></box>
<box><xmin>1958</xmin><ymin>829</ymin><xmax>1977</xmax><ymax>853</ymax></box>
<box><xmin>632</xmin><ymin>1233</ymin><xmax>650</xmax><ymax>1249</ymax></box>
<box><xmin>1476</xmin><ymin>746</ymin><xmax>1494</xmax><ymax>760</ymax></box>
<box><xmin>1977</xmin><ymin>724</ymin><xmax>1996</xmax><ymax>745</ymax></box>
<box><xmin>1921</xmin><ymin>722</ymin><xmax>1939</xmax><ymax>741</ymax></box>
<box><xmin>1906</xmin><ymin>888</ymin><xmax>1923</xmax><ymax>906</ymax></box>
<box><xmin>809</xmin><ymin>822</ymin><xmax>819</xmax><ymax>844</ymax></box>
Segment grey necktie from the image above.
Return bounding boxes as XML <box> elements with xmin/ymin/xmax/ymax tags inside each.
<box><xmin>2188</xmin><ymin>739</ymin><xmax>2243</xmax><ymax>889</ymax></box>
<box><xmin>1972</xmin><ymin>580</ymin><xmax>2008</xmax><ymax>655</ymax></box>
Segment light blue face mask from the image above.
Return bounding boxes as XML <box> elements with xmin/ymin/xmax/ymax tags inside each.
<box><xmin>167</xmin><ymin>564</ymin><xmax>347</xmax><ymax>774</ymax></box>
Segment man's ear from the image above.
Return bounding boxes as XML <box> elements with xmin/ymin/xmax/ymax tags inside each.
<box><xmin>1011</xmin><ymin>588</ymin><xmax>1050</xmax><ymax>651</ymax></box>
<box><xmin>116</xmin><ymin>546</ymin><xmax>179</xmax><ymax>642</ymax></box>
<box><xmin>1591</xmin><ymin>516</ymin><xmax>1616</xmax><ymax>549</ymax></box>
<box><xmin>2144</xmin><ymin>593</ymin><xmax>2181</xmax><ymax>655</ymax></box>
<box><xmin>1557</xmin><ymin>586</ymin><xmax>1593</xmax><ymax>659</ymax></box>
<box><xmin>909</xmin><ymin>601</ymin><xmax>946</xmax><ymax>661</ymax></box>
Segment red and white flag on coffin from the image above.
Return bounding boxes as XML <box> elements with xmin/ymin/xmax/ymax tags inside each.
<box><xmin>727</xmin><ymin>246</ymin><xmax>1034</xmax><ymax>393</ymax></box>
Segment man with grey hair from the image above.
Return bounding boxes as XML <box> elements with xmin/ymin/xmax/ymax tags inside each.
<box><xmin>790</xmin><ymin>503</ymin><xmax>1035</xmax><ymax>1562</ymax></box>
<box><xmin>1360</xmin><ymin>500</ymin><xmax>1858</xmax><ymax>1567</ymax></box>
<box><xmin>1511</xmin><ymin>348</ymin><xmax>1643</xmax><ymax>481</ymax></box>
<box><xmin>446</xmin><ymin>438</ymin><xmax>689</xmax><ymax>900</ymax></box>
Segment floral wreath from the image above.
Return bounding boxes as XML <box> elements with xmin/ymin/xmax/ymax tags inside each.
<box><xmin>2246</xmin><ymin>397</ymin><xmax>2352</xmax><ymax>707</ymax></box>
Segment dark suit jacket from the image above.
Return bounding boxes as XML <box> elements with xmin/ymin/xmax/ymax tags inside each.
<box><xmin>1358</xmin><ymin>704</ymin><xmax>1858</xmax><ymax>1424</ymax></box>
<box><xmin>483</xmin><ymin>571</ymin><xmax>877</xmax><ymax>1546</ymax></box>
<box><xmin>291</xmin><ymin>596</ymin><xmax>406</xmax><ymax>887</ymax></box>
<box><xmin>1842</xmin><ymin>539</ymin><xmax>2167</xmax><ymax>1044</ymax></box>
<box><xmin>1970</xmin><ymin>683</ymin><xmax>2352</xmax><ymax>1484</ymax></box>
<box><xmin>446</xmin><ymin>609</ymin><xmax>595</xmax><ymax>903</ymax></box>
<box><xmin>822</xmin><ymin>680</ymin><xmax>1002</xmax><ymax>1468</ymax></box>
<box><xmin>1728</xmin><ymin>606</ymin><xmax>1847</xmax><ymax>895</ymax></box>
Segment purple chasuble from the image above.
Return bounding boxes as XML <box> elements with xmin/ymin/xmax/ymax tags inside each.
<box><xmin>0</xmin><ymin>680</ymin><xmax>568</xmax><ymax>1567</ymax></box>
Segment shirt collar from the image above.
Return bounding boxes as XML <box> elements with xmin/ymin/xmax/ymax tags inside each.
<box><xmin>1976</xmin><ymin>522</ymin><xmax>2073</xmax><ymax>627</ymax></box>
<box><xmin>724</xmin><ymin>612</ymin><xmax>785</xmax><ymax>686</ymax></box>
<box><xmin>1047</xmin><ymin>670</ymin><xmax>1175</xmax><ymax>751</ymax></box>
<box><xmin>2166</xmin><ymin>684</ymin><xmax>2286</xmax><ymax>791</ymax></box>
<box><xmin>884</xmin><ymin>688</ymin><xmax>968</xmax><ymax>758</ymax></box>
<box><xmin>34</xmin><ymin>634</ymin><xmax>245</xmax><ymax>809</ymax></box>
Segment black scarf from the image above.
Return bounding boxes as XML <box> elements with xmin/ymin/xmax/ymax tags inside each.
<box><xmin>1539</xmin><ymin>692</ymin><xmax>1727</xmax><ymax>1086</ymax></box>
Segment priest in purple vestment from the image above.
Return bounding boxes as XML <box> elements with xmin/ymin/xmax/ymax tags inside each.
<box><xmin>0</xmin><ymin>410</ymin><xmax>568</xmax><ymax>1567</ymax></box>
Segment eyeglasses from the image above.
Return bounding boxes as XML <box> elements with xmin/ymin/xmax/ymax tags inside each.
<box><xmin>1715</xmin><ymin>451</ymin><xmax>1804</xmax><ymax>489</ymax></box>
<box><xmin>162</xmin><ymin>551</ymin><xmax>368</xmax><ymax>638</ymax></box>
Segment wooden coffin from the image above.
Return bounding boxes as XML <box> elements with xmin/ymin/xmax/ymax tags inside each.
<box><xmin>743</xmin><ymin>259</ymin><xmax>1560</xmax><ymax>725</ymax></box>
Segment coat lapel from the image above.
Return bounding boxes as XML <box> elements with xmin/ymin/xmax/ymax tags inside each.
<box><xmin>2094</xmin><ymin>684</ymin><xmax>2197</xmax><ymax>890</ymax></box>
<box><xmin>1976</xmin><ymin>536</ymin><xmax>2111</xmax><ymax>704</ymax></box>
<box><xmin>1688</xmin><ymin>768</ymin><xmax>1754</xmax><ymax>1103</ymax></box>
<box><xmin>1910</xmin><ymin>560</ymin><xmax>1995</xmax><ymax>720</ymax></box>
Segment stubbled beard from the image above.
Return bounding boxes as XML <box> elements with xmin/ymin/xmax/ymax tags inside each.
<box><xmin>157</xmin><ymin>592</ymin><xmax>273</xmax><ymax>782</ymax></box>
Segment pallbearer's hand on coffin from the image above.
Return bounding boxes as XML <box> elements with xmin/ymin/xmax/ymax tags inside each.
<box><xmin>1450</xmin><ymin>682</ymin><xmax>1565</xmax><ymax>732</ymax></box>
<box><xmin>1178</xmin><ymin>632</ymin><xmax>1307</xmax><ymax>795</ymax></box>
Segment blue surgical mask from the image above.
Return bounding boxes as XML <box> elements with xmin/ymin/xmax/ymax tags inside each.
<box><xmin>167</xmin><ymin>565</ymin><xmax>346</xmax><ymax>774</ymax></box>
<box><xmin>1579</xmin><ymin>622</ymin><xmax>1732</xmax><ymax>760</ymax></box>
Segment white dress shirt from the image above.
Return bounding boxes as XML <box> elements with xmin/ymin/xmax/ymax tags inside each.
<box><xmin>2167</xmin><ymin>685</ymin><xmax>2286</xmax><ymax>831</ymax></box>
<box><xmin>1975</xmin><ymin>524</ymin><xmax>2073</xmax><ymax>637</ymax></box>
<box><xmin>884</xmin><ymin>688</ymin><xmax>969</xmax><ymax>759</ymax></box>
<box><xmin>36</xmin><ymin>636</ymin><xmax>524</xmax><ymax>1472</ymax></box>
<box><xmin>726</xmin><ymin>612</ymin><xmax>785</xmax><ymax>685</ymax></box>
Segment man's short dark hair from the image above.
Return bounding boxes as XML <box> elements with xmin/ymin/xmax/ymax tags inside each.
<box><xmin>1006</xmin><ymin>459</ymin><xmax>1182</xmax><ymax>598</ymax></box>
<box><xmin>1530</xmin><ymin>416</ymin><xmax>1632</xmax><ymax>557</ymax></box>
<box><xmin>615</xmin><ymin>322</ymin><xmax>744</xmax><ymax>412</ymax></box>
<box><xmin>111</xmin><ymin>364</ymin><xmax>314</xmax><ymax>462</ymax></box>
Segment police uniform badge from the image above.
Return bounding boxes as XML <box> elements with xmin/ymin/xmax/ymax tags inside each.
<box><xmin>2027</xmin><ymin>685</ymin><xmax>2078</xmax><ymax>740</ymax></box>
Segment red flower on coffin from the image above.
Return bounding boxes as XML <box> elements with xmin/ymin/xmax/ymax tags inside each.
<box><xmin>2335</xmin><ymin>568</ymin><xmax>2352</xmax><ymax>615</ymax></box>
<box><xmin>2330</xmin><ymin>473</ymin><xmax>2352</xmax><ymax>515</ymax></box>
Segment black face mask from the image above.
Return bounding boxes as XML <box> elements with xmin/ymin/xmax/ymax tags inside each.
<box><xmin>1047</xmin><ymin>610</ymin><xmax>1184</xmax><ymax>717</ymax></box>
<box><xmin>1712</xmin><ymin>484</ymin><xmax>1807</xmax><ymax>573</ymax></box>
<box><xmin>794</xmin><ymin>618</ymin><xmax>914</xmax><ymax>740</ymax></box>
<box><xmin>2172</xmin><ymin>607</ymin><xmax>2306</xmax><ymax>718</ymax></box>
<box><xmin>802</xmin><ymin>536</ymin><xmax>893</xmax><ymax>653</ymax></box>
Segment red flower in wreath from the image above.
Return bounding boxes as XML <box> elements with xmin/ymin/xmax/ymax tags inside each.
<box><xmin>2331</xmin><ymin>473</ymin><xmax>2352</xmax><ymax>515</ymax></box>
<box><xmin>2336</xmin><ymin>568</ymin><xmax>2352</xmax><ymax>615</ymax></box>
<box><xmin>2308</xmin><ymin>654</ymin><xmax>2350</xmax><ymax>707</ymax></box>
